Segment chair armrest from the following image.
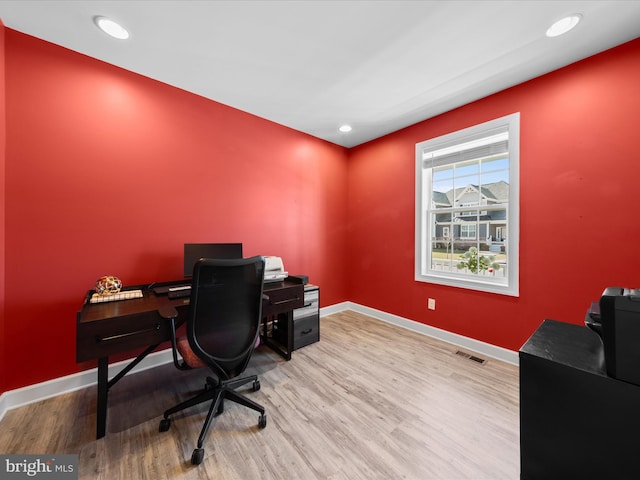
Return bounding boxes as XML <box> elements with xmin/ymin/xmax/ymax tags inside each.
<box><xmin>158</xmin><ymin>305</ymin><xmax>178</xmax><ymax>320</ymax></box>
<box><xmin>157</xmin><ymin>305</ymin><xmax>190</xmax><ymax>370</ymax></box>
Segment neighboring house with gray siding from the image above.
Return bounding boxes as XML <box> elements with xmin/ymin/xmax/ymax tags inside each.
<box><xmin>432</xmin><ymin>180</ymin><xmax>508</xmax><ymax>250</ymax></box>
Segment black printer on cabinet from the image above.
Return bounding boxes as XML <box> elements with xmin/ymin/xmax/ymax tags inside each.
<box><xmin>585</xmin><ymin>286</ymin><xmax>640</xmax><ymax>386</ymax></box>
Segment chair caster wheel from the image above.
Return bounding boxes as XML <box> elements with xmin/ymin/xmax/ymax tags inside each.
<box><xmin>258</xmin><ymin>414</ymin><xmax>267</xmax><ymax>429</ymax></box>
<box><xmin>191</xmin><ymin>448</ymin><xmax>204</xmax><ymax>465</ymax></box>
<box><xmin>215</xmin><ymin>401</ymin><xmax>224</xmax><ymax>416</ymax></box>
<box><xmin>159</xmin><ymin>418</ymin><xmax>171</xmax><ymax>432</ymax></box>
<box><xmin>253</xmin><ymin>380</ymin><xmax>261</xmax><ymax>391</ymax></box>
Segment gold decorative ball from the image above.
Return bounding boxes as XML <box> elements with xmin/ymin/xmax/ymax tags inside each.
<box><xmin>95</xmin><ymin>275</ymin><xmax>122</xmax><ymax>295</ymax></box>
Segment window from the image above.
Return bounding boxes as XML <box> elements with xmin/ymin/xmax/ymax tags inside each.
<box><xmin>415</xmin><ymin>113</ymin><xmax>519</xmax><ymax>296</ymax></box>
<box><xmin>460</xmin><ymin>224</ymin><xmax>476</xmax><ymax>239</ymax></box>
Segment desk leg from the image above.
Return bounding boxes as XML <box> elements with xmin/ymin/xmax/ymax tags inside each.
<box><xmin>93</xmin><ymin>344</ymin><xmax>159</xmax><ymax>439</ymax></box>
<box><xmin>285</xmin><ymin>311</ymin><xmax>294</xmax><ymax>360</ymax></box>
<box><xmin>261</xmin><ymin>313</ymin><xmax>292</xmax><ymax>361</ymax></box>
<box><xmin>96</xmin><ymin>356</ymin><xmax>108</xmax><ymax>439</ymax></box>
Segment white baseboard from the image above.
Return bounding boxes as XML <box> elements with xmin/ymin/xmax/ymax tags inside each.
<box><xmin>0</xmin><ymin>348</ymin><xmax>175</xmax><ymax>424</ymax></box>
<box><xmin>0</xmin><ymin>303</ymin><xmax>518</xmax><ymax>423</ymax></box>
<box><xmin>319</xmin><ymin>302</ymin><xmax>350</xmax><ymax>317</ymax></box>
<box><xmin>341</xmin><ymin>302</ymin><xmax>519</xmax><ymax>366</ymax></box>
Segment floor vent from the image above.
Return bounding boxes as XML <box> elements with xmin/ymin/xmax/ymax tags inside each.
<box><xmin>455</xmin><ymin>350</ymin><xmax>487</xmax><ymax>365</ymax></box>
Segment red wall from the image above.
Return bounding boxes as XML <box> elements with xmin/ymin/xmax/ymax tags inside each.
<box><xmin>347</xmin><ymin>37</ymin><xmax>640</xmax><ymax>351</ymax></box>
<box><xmin>3</xmin><ymin>27</ymin><xmax>640</xmax><ymax>395</ymax></box>
<box><xmin>2</xmin><ymin>30</ymin><xmax>348</xmax><ymax>392</ymax></box>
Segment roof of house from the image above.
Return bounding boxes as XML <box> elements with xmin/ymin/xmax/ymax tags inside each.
<box><xmin>434</xmin><ymin>180</ymin><xmax>509</xmax><ymax>207</ymax></box>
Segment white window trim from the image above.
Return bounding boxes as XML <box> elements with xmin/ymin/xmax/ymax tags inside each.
<box><xmin>415</xmin><ymin>113</ymin><xmax>520</xmax><ymax>297</ymax></box>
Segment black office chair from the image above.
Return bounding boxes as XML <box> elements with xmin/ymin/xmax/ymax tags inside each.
<box><xmin>158</xmin><ymin>256</ymin><xmax>267</xmax><ymax>465</ymax></box>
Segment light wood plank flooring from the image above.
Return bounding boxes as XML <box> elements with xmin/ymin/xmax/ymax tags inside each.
<box><xmin>0</xmin><ymin>311</ymin><xmax>520</xmax><ymax>479</ymax></box>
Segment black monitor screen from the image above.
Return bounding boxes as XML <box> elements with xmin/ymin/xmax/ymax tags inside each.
<box><xmin>183</xmin><ymin>243</ymin><xmax>243</xmax><ymax>277</ymax></box>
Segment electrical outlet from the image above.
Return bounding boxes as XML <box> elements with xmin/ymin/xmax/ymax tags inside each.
<box><xmin>428</xmin><ymin>298</ymin><xmax>436</xmax><ymax>310</ymax></box>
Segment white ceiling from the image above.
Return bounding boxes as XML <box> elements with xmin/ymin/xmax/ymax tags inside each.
<box><xmin>1</xmin><ymin>1</ymin><xmax>639</xmax><ymax>147</ymax></box>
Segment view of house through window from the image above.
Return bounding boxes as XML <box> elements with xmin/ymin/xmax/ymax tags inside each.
<box><xmin>415</xmin><ymin>113</ymin><xmax>519</xmax><ymax>296</ymax></box>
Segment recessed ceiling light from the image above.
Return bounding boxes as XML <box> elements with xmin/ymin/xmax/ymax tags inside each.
<box><xmin>546</xmin><ymin>14</ymin><xmax>582</xmax><ymax>37</ymax></box>
<box><xmin>94</xmin><ymin>16</ymin><xmax>130</xmax><ymax>40</ymax></box>
<box><xmin>339</xmin><ymin>125</ymin><xmax>352</xmax><ymax>133</ymax></box>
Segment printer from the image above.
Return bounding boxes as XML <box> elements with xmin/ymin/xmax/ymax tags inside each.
<box><xmin>263</xmin><ymin>256</ymin><xmax>288</xmax><ymax>283</ymax></box>
<box><xmin>586</xmin><ymin>287</ymin><xmax>640</xmax><ymax>386</ymax></box>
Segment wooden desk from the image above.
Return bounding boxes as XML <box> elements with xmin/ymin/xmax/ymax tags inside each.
<box><xmin>77</xmin><ymin>279</ymin><xmax>304</xmax><ymax>439</ymax></box>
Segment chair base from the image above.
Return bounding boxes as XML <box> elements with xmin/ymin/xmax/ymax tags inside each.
<box><xmin>159</xmin><ymin>374</ymin><xmax>266</xmax><ymax>465</ymax></box>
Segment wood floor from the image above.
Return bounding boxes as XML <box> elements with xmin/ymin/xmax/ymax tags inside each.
<box><xmin>0</xmin><ymin>311</ymin><xmax>520</xmax><ymax>479</ymax></box>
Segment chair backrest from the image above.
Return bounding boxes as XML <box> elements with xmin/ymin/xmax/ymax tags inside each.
<box><xmin>187</xmin><ymin>256</ymin><xmax>265</xmax><ymax>380</ymax></box>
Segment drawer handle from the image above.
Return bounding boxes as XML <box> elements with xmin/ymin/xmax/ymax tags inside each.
<box><xmin>301</xmin><ymin>328</ymin><xmax>313</xmax><ymax>336</ymax></box>
<box><xmin>98</xmin><ymin>324</ymin><xmax>160</xmax><ymax>343</ymax></box>
<box><xmin>271</xmin><ymin>297</ymin><xmax>300</xmax><ymax>305</ymax></box>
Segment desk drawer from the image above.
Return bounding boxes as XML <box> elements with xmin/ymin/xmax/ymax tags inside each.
<box><xmin>273</xmin><ymin>314</ymin><xmax>319</xmax><ymax>350</ymax></box>
<box><xmin>262</xmin><ymin>283</ymin><xmax>304</xmax><ymax>317</ymax></box>
<box><xmin>294</xmin><ymin>287</ymin><xmax>319</xmax><ymax>320</ymax></box>
<box><xmin>291</xmin><ymin>314</ymin><xmax>319</xmax><ymax>350</ymax></box>
<box><xmin>76</xmin><ymin>311</ymin><xmax>174</xmax><ymax>362</ymax></box>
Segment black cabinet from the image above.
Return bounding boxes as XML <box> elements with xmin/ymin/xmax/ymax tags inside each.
<box><xmin>520</xmin><ymin>319</ymin><xmax>640</xmax><ymax>479</ymax></box>
<box><xmin>291</xmin><ymin>285</ymin><xmax>320</xmax><ymax>350</ymax></box>
<box><xmin>273</xmin><ymin>284</ymin><xmax>319</xmax><ymax>351</ymax></box>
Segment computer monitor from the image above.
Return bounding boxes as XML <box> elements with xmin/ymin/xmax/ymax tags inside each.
<box><xmin>183</xmin><ymin>243</ymin><xmax>243</xmax><ymax>277</ymax></box>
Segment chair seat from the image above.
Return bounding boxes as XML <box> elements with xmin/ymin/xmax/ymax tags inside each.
<box><xmin>177</xmin><ymin>336</ymin><xmax>207</xmax><ymax>368</ymax></box>
<box><xmin>177</xmin><ymin>335</ymin><xmax>262</xmax><ymax>369</ymax></box>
